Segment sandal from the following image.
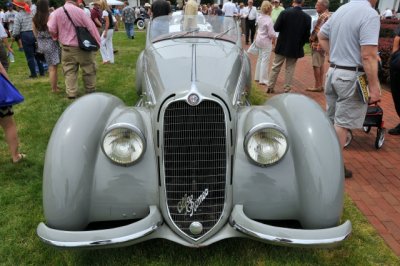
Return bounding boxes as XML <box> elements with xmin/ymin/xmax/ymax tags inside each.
<box><xmin>13</xmin><ymin>153</ymin><xmax>26</xmax><ymax>164</ymax></box>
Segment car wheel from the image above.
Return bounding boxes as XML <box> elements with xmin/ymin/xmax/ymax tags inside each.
<box><xmin>344</xmin><ymin>129</ymin><xmax>353</xmax><ymax>148</ymax></box>
<box><xmin>363</xmin><ymin>126</ymin><xmax>371</xmax><ymax>133</ymax></box>
<box><xmin>137</xmin><ymin>20</ymin><xmax>145</xmax><ymax>30</ymax></box>
<box><xmin>375</xmin><ymin>128</ymin><xmax>385</xmax><ymax>149</ymax></box>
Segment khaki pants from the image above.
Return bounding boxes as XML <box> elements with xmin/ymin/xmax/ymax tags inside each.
<box><xmin>61</xmin><ymin>46</ymin><xmax>97</xmax><ymax>97</ymax></box>
<box><xmin>268</xmin><ymin>53</ymin><xmax>297</xmax><ymax>91</ymax></box>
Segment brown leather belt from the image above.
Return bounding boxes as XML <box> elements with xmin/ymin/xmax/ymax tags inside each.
<box><xmin>330</xmin><ymin>63</ymin><xmax>364</xmax><ymax>72</ymax></box>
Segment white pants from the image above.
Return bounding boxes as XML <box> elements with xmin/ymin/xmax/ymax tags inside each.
<box><xmin>100</xmin><ymin>29</ymin><xmax>114</xmax><ymax>63</ymax></box>
<box><xmin>254</xmin><ymin>43</ymin><xmax>272</xmax><ymax>84</ymax></box>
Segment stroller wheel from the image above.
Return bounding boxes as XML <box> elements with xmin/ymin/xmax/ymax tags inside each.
<box><xmin>375</xmin><ymin>128</ymin><xmax>385</xmax><ymax>149</ymax></box>
<box><xmin>137</xmin><ymin>19</ymin><xmax>145</xmax><ymax>30</ymax></box>
<box><xmin>363</xmin><ymin>126</ymin><xmax>371</xmax><ymax>133</ymax></box>
<box><xmin>344</xmin><ymin>129</ymin><xmax>353</xmax><ymax>148</ymax></box>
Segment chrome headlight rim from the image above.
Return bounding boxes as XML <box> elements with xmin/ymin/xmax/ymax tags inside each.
<box><xmin>101</xmin><ymin>123</ymin><xmax>146</xmax><ymax>166</ymax></box>
<box><xmin>244</xmin><ymin>123</ymin><xmax>288</xmax><ymax>167</ymax></box>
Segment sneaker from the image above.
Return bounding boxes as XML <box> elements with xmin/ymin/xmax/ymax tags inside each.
<box><xmin>344</xmin><ymin>166</ymin><xmax>353</xmax><ymax>178</ymax></box>
<box><xmin>388</xmin><ymin>124</ymin><xmax>400</xmax><ymax>135</ymax></box>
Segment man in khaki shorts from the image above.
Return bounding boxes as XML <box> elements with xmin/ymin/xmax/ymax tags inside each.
<box><xmin>307</xmin><ymin>0</ymin><xmax>330</xmax><ymax>92</ymax></box>
<box><xmin>318</xmin><ymin>0</ymin><xmax>381</xmax><ymax>178</ymax></box>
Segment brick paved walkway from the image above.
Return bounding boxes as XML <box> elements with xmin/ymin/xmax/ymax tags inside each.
<box><xmin>248</xmin><ymin>52</ymin><xmax>400</xmax><ymax>256</ymax></box>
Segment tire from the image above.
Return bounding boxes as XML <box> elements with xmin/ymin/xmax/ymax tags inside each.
<box><xmin>137</xmin><ymin>19</ymin><xmax>145</xmax><ymax>30</ymax></box>
<box><xmin>375</xmin><ymin>128</ymin><xmax>385</xmax><ymax>149</ymax></box>
<box><xmin>344</xmin><ymin>129</ymin><xmax>353</xmax><ymax>148</ymax></box>
<box><xmin>363</xmin><ymin>126</ymin><xmax>371</xmax><ymax>133</ymax></box>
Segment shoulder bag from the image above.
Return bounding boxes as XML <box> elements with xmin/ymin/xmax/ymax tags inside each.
<box><xmin>63</xmin><ymin>7</ymin><xmax>99</xmax><ymax>51</ymax></box>
<box><xmin>0</xmin><ymin>73</ymin><xmax>24</xmax><ymax>107</ymax></box>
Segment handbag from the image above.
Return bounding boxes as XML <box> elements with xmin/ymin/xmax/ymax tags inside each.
<box><xmin>247</xmin><ymin>42</ymin><xmax>258</xmax><ymax>55</ymax></box>
<box><xmin>63</xmin><ymin>7</ymin><xmax>99</xmax><ymax>52</ymax></box>
<box><xmin>0</xmin><ymin>74</ymin><xmax>24</xmax><ymax>107</ymax></box>
<box><xmin>390</xmin><ymin>50</ymin><xmax>400</xmax><ymax>71</ymax></box>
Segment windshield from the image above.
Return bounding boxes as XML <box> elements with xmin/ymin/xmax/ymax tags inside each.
<box><xmin>148</xmin><ymin>14</ymin><xmax>239</xmax><ymax>43</ymax></box>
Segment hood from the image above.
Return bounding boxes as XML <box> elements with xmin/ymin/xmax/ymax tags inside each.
<box><xmin>144</xmin><ymin>40</ymin><xmax>243</xmax><ymax>103</ymax></box>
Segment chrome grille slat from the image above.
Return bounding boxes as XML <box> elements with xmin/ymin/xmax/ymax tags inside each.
<box><xmin>163</xmin><ymin>100</ymin><xmax>226</xmax><ymax>238</ymax></box>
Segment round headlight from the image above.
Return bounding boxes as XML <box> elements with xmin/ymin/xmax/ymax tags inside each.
<box><xmin>102</xmin><ymin>126</ymin><xmax>145</xmax><ymax>165</ymax></box>
<box><xmin>244</xmin><ymin>125</ymin><xmax>288</xmax><ymax>166</ymax></box>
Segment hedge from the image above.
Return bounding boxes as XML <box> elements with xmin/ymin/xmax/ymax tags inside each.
<box><xmin>379</xmin><ymin>19</ymin><xmax>400</xmax><ymax>84</ymax></box>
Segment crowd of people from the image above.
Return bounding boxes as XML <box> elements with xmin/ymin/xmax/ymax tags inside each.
<box><xmin>0</xmin><ymin>0</ymin><xmax>400</xmax><ymax>184</ymax></box>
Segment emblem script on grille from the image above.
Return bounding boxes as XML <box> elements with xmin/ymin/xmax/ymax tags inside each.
<box><xmin>177</xmin><ymin>189</ymin><xmax>209</xmax><ymax>217</ymax></box>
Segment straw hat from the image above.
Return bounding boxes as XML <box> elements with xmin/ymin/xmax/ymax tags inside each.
<box><xmin>12</xmin><ymin>0</ymin><xmax>31</xmax><ymax>13</ymax></box>
<box><xmin>144</xmin><ymin>3</ymin><xmax>151</xmax><ymax>8</ymax></box>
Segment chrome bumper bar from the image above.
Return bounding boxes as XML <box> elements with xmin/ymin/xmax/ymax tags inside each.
<box><xmin>229</xmin><ymin>205</ymin><xmax>352</xmax><ymax>248</ymax></box>
<box><xmin>37</xmin><ymin>206</ymin><xmax>162</xmax><ymax>248</ymax></box>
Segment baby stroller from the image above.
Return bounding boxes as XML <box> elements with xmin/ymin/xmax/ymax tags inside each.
<box><xmin>345</xmin><ymin>103</ymin><xmax>385</xmax><ymax>149</ymax></box>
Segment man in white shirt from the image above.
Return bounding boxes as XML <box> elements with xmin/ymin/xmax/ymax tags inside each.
<box><xmin>243</xmin><ymin>0</ymin><xmax>257</xmax><ymax>44</ymax></box>
<box><xmin>381</xmin><ymin>8</ymin><xmax>393</xmax><ymax>19</ymax></box>
<box><xmin>222</xmin><ymin>0</ymin><xmax>237</xmax><ymax>17</ymax></box>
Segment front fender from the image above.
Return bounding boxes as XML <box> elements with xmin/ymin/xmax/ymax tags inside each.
<box><xmin>233</xmin><ymin>94</ymin><xmax>343</xmax><ymax>229</ymax></box>
<box><xmin>267</xmin><ymin>94</ymin><xmax>344</xmax><ymax>228</ymax></box>
<box><xmin>43</xmin><ymin>93</ymin><xmax>123</xmax><ymax>230</ymax></box>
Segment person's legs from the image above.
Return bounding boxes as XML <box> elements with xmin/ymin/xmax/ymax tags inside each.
<box><xmin>78</xmin><ymin>50</ymin><xmax>97</xmax><ymax>93</ymax></box>
<box><xmin>254</xmin><ymin>50</ymin><xmax>262</xmax><ymax>82</ymax></box>
<box><xmin>245</xmin><ymin>19</ymin><xmax>250</xmax><ymax>44</ymax></box>
<box><xmin>283</xmin><ymin>57</ymin><xmax>297</xmax><ymax>92</ymax></box>
<box><xmin>107</xmin><ymin>29</ymin><xmax>114</xmax><ymax>63</ymax></box>
<box><xmin>0</xmin><ymin>115</ymin><xmax>21</xmax><ymax>162</ymax></box>
<box><xmin>48</xmin><ymin>65</ymin><xmax>59</xmax><ymax>92</ymax></box>
<box><xmin>61</xmin><ymin>47</ymin><xmax>79</xmax><ymax>98</ymax></box>
<box><xmin>389</xmin><ymin>67</ymin><xmax>400</xmax><ymax>134</ymax></box>
<box><xmin>20</xmin><ymin>32</ymin><xmax>37</xmax><ymax>77</ymax></box>
<box><xmin>267</xmin><ymin>53</ymin><xmax>285</xmax><ymax>92</ymax></box>
<box><xmin>259</xmin><ymin>45</ymin><xmax>272</xmax><ymax>84</ymax></box>
<box><xmin>249</xmin><ymin>21</ymin><xmax>256</xmax><ymax>43</ymax></box>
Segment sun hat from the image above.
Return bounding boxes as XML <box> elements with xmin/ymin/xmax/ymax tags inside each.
<box><xmin>144</xmin><ymin>3</ymin><xmax>151</xmax><ymax>8</ymax></box>
<box><xmin>12</xmin><ymin>0</ymin><xmax>31</xmax><ymax>13</ymax></box>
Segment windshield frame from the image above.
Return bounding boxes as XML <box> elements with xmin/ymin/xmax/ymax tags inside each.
<box><xmin>147</xmin><ymin>14</ymin><xmax>240</xmax><ymax>45</ymax></box>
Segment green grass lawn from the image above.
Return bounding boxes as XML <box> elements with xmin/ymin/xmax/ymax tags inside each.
<box><xmin>0</xmin><ymin>30</ymin><xmax>399</xmax><ymax>265</ymax></box>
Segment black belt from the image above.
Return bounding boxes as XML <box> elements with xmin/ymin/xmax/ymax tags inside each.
<box><xmin>21</xmin><ymin>30</ymin><xmax>33</xmax><ymax>32</ymax></box>
<box><xmin>330</xmin><ymin>63</ymin><xmax>364</xmax><ymax>72</ymax></box>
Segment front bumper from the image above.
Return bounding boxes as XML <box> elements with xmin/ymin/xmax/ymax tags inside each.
<box><xmin>37</xmin><ymin>205</ymin><xmax>351</xmax><ymax>248</ymax></box>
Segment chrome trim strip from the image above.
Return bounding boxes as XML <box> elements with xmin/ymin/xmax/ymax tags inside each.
<box><xmin>229</xmin><ymin>205</ymin><xmax>352</xmax><ymax>248</ymax></box>
<box><xmin>37</xmin><ymin>206</ymin><xmax>162</xmax><ymax>248</ymax></box>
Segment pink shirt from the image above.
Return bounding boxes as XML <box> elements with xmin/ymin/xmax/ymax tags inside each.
<box><xmin>255</xmin><ymin>14</ymin><xmax>276</xmax><ymax>49</ymax></box>
<box><xmin>47</xmin><ymin>3</ymin><xmax>100</xmax><ymax>47</ymax></box>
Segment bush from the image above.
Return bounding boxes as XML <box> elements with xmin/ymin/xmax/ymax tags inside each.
<box><xmin>378</xmin><ymin>20</ymin><xmax>400</xmax><ymax>83</ymax></box>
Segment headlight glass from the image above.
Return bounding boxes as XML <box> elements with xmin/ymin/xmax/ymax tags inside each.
<box><xmin>102</xmin><ymin>127</ymin><xmax>145</xmax><ymax>165</ymax></box>
<box><xmin>245</xmin><ymin>126</ymin><xmax>288</xmax><ymax>166</ymax></box>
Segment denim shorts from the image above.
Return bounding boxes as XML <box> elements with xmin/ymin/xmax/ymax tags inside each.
<box><xmin>325</xmin><ymin>67</ymin><xmax>368</xmax><ymax>129</ymax></box>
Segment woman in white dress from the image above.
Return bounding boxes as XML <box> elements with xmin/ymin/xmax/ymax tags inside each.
<box><xmin>98</xmin><ymin>0</ymin><xmax>114</xmax><ymax>64</ymax></box>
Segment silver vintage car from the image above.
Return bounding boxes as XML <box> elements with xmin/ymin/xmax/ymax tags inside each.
<box><xmin>37</xmin><ymin>15</ymin><xmax>351</xmax><ymax>248</ymax></box>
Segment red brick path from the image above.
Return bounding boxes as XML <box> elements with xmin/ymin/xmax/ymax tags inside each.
<box><xmin>248</xmin><ymin>52</ymin><xmax>400</xmax><ymax>256</ymax></box>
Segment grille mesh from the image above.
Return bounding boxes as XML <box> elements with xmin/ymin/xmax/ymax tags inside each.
<box><xmin>163</xmin><ymin>100</ymin><xmax>226</xmax><ymax>238</ymax></box>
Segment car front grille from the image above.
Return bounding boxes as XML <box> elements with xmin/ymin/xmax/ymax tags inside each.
<box><xmin>163</xmin><ymin>100</ymin><xmax>227</xmax><ymax>239</ymax></box>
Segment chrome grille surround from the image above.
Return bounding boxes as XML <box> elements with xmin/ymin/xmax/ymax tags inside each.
<box><xmin>162</xmin><ymin>99</ymin><xmax>227</xmax><ymax>240</ymax></box>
